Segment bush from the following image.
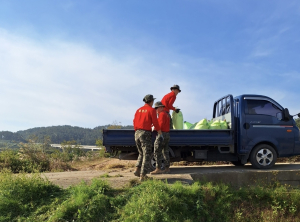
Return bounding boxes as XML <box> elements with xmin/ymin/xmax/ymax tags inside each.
<box><xmin>0</xmin><ymin>149</ymin><xmax>24</xmax><ymax>172</ymax></box>
<box><xmin>0</xmin><ymin>140</ymin><xmax>106</xmax><ymax>173</ymax></box>
<box><xmin>1</xmin><ymin>173</ymin><xmax>300</xmax><ymax>222</ymax></box>
<box><xmin>0</xmin><ymin>171</ymin><xmax>62</xmax><ymax>221</ymax></box>
<box><xmin>119</xmin><ymin>180</ymin><xmax>233</xmax><ymax>222</ymax></box>
<box><xmin>296</xmin><ymin>118</ymin><xmax>300</xmax><ymax>129</ymax></box>
<box><xmin>119</xmin><ymin>180</ymin><xmax>300</xmax><ymax>222</ymax></box>
<box><xmin>48</xmin><ymin>179</ymin><xmax>114</xmax><ymax>222</ymax></box>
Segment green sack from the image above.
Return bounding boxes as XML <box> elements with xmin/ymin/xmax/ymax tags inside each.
<box><xmin>172</xmin><ymin>111</ymin><xmax>183</xmax><ymax>129</ymax></box>
<box><xmin>220</xmin><ymin>120</ymin><xmax>228</xmax><ymax>129</ymax></box>
<box><xmin>194</xmin><ymin>118</ymin><xmax>209</xmax><ymax>130</ymax></box>
<box><xmin>189</xmin><ymin>122</ymin><xmax>198</xmax><ymax>130</ymax></box>
<box><xmin>208</xmin><ymin>119</ymin><xmax>214</xmax><ymax>126</ymax></box>
<box><xmin>209</xmin><ymin>120</ymin><xmax>221</xmax><ymax>130</ymax></box>
<box><xmin>184</xmin><ymin>121</ymin><xmax>193</xmax><ymax>129</ymax></box>
<box><xmin>198</xmin><ymin>118</ymin><xmax>208</xmax><ymax>125</ymax></box>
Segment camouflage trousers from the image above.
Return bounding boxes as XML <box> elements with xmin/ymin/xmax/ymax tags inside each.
<box><xmin>154</xmin><ymin>132</ymin><xmax>170</xmax><ymax>169</ymax></box>
<box><xmin>167</xmin><ymin>112</ymin><xmax>173</xmax><ymax>129</ymax></box>
<box><xmin>135</xmin><ymin>130</ymin><xmax>152</xmax><ymax>175</ymax></box>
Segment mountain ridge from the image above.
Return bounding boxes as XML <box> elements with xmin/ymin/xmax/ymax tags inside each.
<box><xmin>0</xmin><ymin>124</ymin><xmax>133</xmax><ymax>145</ymax></box>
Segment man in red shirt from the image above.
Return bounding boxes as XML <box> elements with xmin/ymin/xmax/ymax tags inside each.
<box><xmin>161</xmin><ymin>84</ymin><xmax>181</xmax><ymax>129</ymax></box>
<box><xmin>133</xmin><ymin>94</ymin><xmax>162</xmax><ymax>181</ymax></box>
<box><xmin>151</xmin><ymin>101</ymin><xmax>171</xmax><ymax>174</ymax></box>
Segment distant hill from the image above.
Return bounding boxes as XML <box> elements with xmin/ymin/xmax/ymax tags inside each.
<box><xmin>0</xmin><ymin>125</ymin><xmax>133</xmax><ymax>145</ymax></box>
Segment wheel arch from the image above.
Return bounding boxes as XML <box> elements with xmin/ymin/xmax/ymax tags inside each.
<box><xmin>247</xmin><ymin>141</ymin><xmax>279</xmax><ymax>161</ymax></box>
<box><xmin>252</xmin><ymin>141</ymin><xmax>278</xmax><ymax>155</ymax></box>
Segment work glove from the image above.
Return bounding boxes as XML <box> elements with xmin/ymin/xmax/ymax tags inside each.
<box><xmin>175</xmin><ymin>109</ymin><xmax>181</xmax><ymax>113</ymax></box>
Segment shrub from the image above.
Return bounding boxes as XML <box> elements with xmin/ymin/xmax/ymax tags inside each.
<box><xmin>48</xmin><ymin>179</ymin><xmax>114</xmax><ymax>222</ymax></box>
<box><xmin>1</xmin><ymin>174</ymin><xmax>300</xmax><ymax>222</ymax></box>
<box><xmin>0</xmin><ymin>171</ymin><xmax>62</xmax><ymax>221</ymax></box>
<box><xmin>119</xmin><ymin>180</ymin><xmax>234</xmax><ymax>222</ymax></box>
<box><xmin>119</xmin><ymin>180</ymin><xmax>300</xmax><ymax>222</ymax></box>
<box><xmin>0</xmin><ymin>149</ymin><xmax>23</xmax><ymax>172</ymax></box>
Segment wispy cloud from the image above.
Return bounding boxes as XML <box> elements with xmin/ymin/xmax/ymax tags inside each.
<box><xmin>0</xmin><ymin>27</ymin><xmax>299</xmax><ymax>132</ymax></box>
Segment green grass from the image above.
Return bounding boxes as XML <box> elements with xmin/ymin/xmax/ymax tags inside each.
<box><xmin>1</xmin><ymin>171</ymin><xmax>300</xmax><ymax>222</ymax></box>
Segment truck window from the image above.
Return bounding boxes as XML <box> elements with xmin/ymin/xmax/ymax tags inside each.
<box><xmin>216</xmin><ymin>97</ymin><xmax>231</xmax><ymax>117</ymax></box>
<box><xmin>246</xmin><ymin>100</ymin><xmax>281</xmax><ymax>117</ymax></box>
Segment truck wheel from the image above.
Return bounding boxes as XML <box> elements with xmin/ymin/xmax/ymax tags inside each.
<box><xmin>149</xmin><ymin>152</ymin><xmax>164</xmax><ymax>171</ymax></box>
<box><xmin>250</xmin><ymin>144</ymin><xmax>277</xmax><ymax>169</ymax></box>
<box><xmin>231</xmin><ymin>160</ymin><xmax>245</xmax><ymax>166</ymax></box>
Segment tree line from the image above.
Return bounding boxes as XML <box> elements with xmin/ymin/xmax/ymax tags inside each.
<box><xmin>0</xmin><ymin>124</ymin><xmax>133</xmax><ymax>145</ymax></box>
<box><xmin>0</xmin><ymin>119</ymin><xmax>299</xmax><ymax>146</ymax></box>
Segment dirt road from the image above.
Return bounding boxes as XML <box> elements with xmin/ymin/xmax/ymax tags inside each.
<box><xmin>42</xmin><ymin>160</ymin><xmax>300</xmax><ymax>189</ymax></box>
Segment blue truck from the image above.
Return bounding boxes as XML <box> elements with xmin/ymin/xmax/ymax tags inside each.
<box><xmin>103</xmin><ymin>94</ymin><xmax>300</xmax><ymax>170</ymax></box>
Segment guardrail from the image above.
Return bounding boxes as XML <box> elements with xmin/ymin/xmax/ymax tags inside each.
<box><xmin>50</xmin><ymin>144</ymin><xmax>101</xmax><ymax>151</ymax></box>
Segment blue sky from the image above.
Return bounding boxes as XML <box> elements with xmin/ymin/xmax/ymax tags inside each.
<box><xmin>0</xmin><ymin>0</ymin><xmax>299</xmax><ymax>132</ymax></box>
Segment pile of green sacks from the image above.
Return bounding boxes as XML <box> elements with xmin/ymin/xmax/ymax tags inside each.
<box><xmin>184</xmin><ymin>118</ymin><xmax>228</xmax><ymax>130</ymax></box>
<box><xmin>172</xmin><ymin>111</ymin><xmax>228</xmax><ymax>130</ymax></box>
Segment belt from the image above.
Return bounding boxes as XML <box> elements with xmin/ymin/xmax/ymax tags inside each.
<box><xmin>136</xmin><ymin>129</ymin><xmax>151</xmax><ymax>132</ymax></box>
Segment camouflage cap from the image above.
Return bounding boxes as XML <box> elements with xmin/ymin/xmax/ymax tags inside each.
<box><xmin>170</xmin><ymin>84</ymin><xmax>181</xmax><ymax>92</ymax></box>
<box><xmin>143</xmin><ymin>94</ymin><xmax>156</xmax><ymax>103</ymax></box>
<box><xmin>154</xmin><ymin>101</ymin><xmax>165</xmax><ymax>109</ymax></box>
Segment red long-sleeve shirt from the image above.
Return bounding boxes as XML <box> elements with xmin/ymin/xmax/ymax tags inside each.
<box><xmin>133</xmin><ymin>104</ymin><xmax>161</xmax><ymax>131</ymax></box>
<box><xmin>161</xmin><ymin>91</ymin><xmax>176</xmax><ymax>112</ymax></box>
<box><xmin>157</xmin><ymin>111</ymin><xmax>170</xmax><ymax>132</ymax></box>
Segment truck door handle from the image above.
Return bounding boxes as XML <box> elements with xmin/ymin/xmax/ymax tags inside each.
<box><xmin>243</xmin><ymin>123</ymin><xmax>250</xmax><ymax>129</ymax></box>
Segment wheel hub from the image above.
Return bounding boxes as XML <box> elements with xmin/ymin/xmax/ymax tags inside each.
<box><xmin>256</xmin><ymin>148</ymin><xmax>273</xmax><ymax>166</ymax></box>
<box><xmin>150</xmin><ymin>156</ymin><xmax>164</xmax><ymax>170</ymax></box>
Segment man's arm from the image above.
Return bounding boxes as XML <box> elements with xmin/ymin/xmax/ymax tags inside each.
<box><xmin>151</xmin><ymin>109</ymin><xmax>161</xmax><ymax>134</ymax></box>
<box><xmin>167</xmin><ymin>95</ymin><xmax>176</xmax><ymax>111</ymax></box>
<box><xmin>133</xmin><ymin>111</ymin><xmax>137</xmax><ymax>130</ymax></box>
<box><xmin>157</xmin><ymin>112</ymin><xmax>164</xmax><ymax>129</ymax></box>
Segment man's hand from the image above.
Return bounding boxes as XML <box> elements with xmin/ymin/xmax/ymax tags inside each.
<box><xmin>158</xmin><ymin>130</ymin><xmax>162</xmax><ymax>135</ymax></box>
<box><xmin>175</xmin><ymin>109</ymin><xmax>181</xmax><ymax>113</ymax></box>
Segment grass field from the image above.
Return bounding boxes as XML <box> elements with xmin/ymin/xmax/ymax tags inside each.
<box><xmin>1</xmin><ymin>170</ymin><xmax>300</xmax><ymax>222</ymax></box>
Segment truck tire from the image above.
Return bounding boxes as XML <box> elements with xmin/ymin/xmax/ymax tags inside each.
<box><xmin>231</xmin><ymin>160</ymin><xmax>245</xmax><ymax>166</ymax></box>
<box><xmin>149</xmin><ymin>152</ymin><xmax>164</xmax><ymax>171</ymax></box>
<box><xmin>250</xmin><ymin>144</ymin><xmax>277</xmax><ymax>169</ymax></box>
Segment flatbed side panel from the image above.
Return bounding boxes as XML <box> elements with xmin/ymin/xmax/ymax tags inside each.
<box><xmin>169</xmin><ymin>130</ymin><xmax>233</xmax><ymax>146</ymax></box>
<box><xmin>103</xmin><ymin>129</ymin><xmax>233</xmax><ymax>147</ymax></box>
<box><xmin>103</xmin><ymin>129</ymin><xmax>135</xmax><ymax>146</ymax></box>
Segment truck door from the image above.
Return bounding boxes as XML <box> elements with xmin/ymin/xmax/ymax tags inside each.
<box><xmin>244</xmin><ymin>98</ymin><xmax>295</xmax><ymax>156</ymax></box>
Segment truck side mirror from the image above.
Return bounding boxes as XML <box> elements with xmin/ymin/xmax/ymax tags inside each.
<box><xmin>276</xmin><ymin>112</ymin><xmax>283</xmax><ymax>120</ymax></box>
<box><xmin>283</xmin><ymin>108</ymin><xmax>291</xmax><ymax>121</ymax></box>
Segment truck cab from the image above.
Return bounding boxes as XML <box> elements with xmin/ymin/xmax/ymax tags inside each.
<box><xmin>235</xmin><ymin>95</ymin><xmax>300</xmax><ymax>168</ymax></box>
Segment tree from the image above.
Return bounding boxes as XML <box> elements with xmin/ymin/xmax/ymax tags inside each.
<box><xmin>296</xmin><ymin>118</ymin><xmax>300</xmax><ymax>129</ymax></box>
<box><xmin>96</xmin><ymin>139</ymin><xmax>103</xmax><ymax>147</ymax></box>
<box><xmin>107</xmin><ymin>121</ymin><xmax>122</xmax><ymax>130</ymax></box>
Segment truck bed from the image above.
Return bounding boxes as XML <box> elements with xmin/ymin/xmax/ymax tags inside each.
<box><xmin>103</xmin><ymin>129</ymin><xmax>234</xmax><ymax>147</ymax></box>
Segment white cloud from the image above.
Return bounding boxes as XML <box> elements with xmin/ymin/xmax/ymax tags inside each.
<box><xmin>0</xmin><ymin>28</ymin><xmax>299</xmax><ymax>132</ymax></box>
<box><xmin>0</xmin><ymin>29</ymin><xmax>190</xmax><ymax>131</ymax></box>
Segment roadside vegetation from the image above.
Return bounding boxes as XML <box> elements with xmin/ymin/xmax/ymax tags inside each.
<box><xmin>296</xmin><ymin>118</ymin><xmax>300</xmax><ymax>128</ymax></box>
<box><xmin>1</xmin><ymin>171</ymin><xmax>300</xmax><ymax>222</ymax></box>
<box><xmin>0</xmin><ymin>139</ymin><xmax>106</xmax><ymax>173</ymax></box>
<box><xmin>1</xmin><ymin>137</ymin><xmax>300</xmax><ymax>173</ymax></box>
